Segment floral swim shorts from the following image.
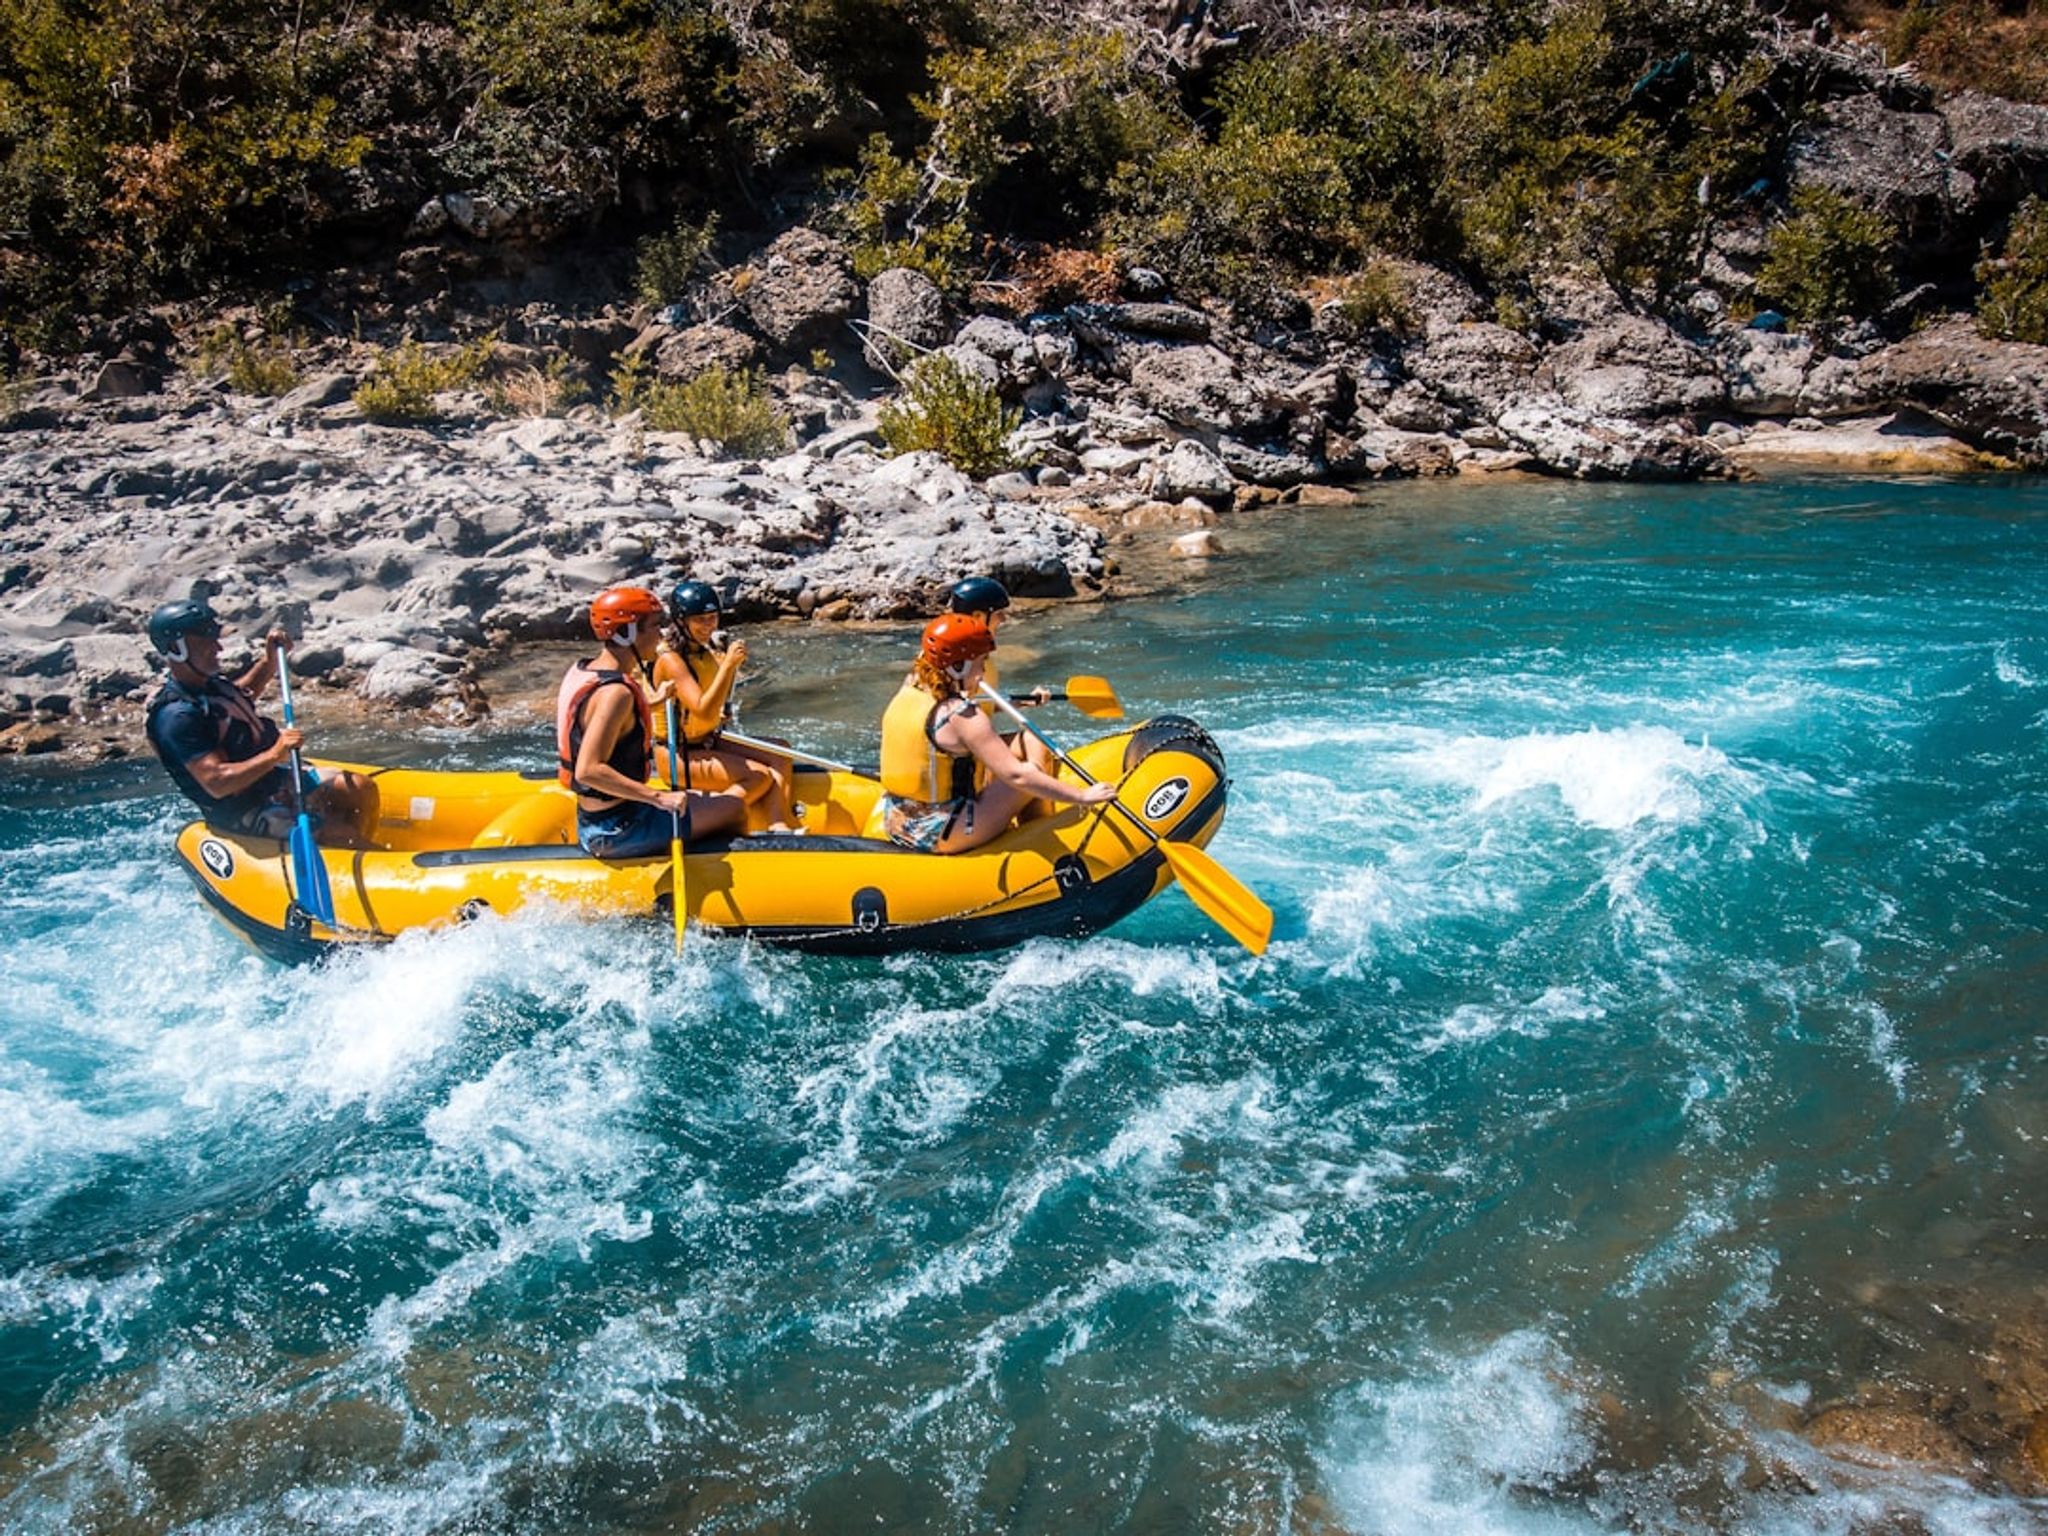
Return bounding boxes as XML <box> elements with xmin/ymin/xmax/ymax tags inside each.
<box><xmin>881</xmin><ymin>794</ymin><xmax>974</xmax><ymax>852</ymax></box>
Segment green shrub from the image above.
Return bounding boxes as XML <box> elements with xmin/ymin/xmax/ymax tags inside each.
<box><xmin>608</xmin><ymin>348</ymin><xmax>653</xmax><ymax>413</ymax></box>
<box><xmin>1324</xmin><ymin>260</ymin><xmax>1417</xmax><ymax>339</ymax></box>
<box><xmin>354</xmin><ymin>336</ymin><xmax>498</xmax><ymax>423</ymax></box>
<box><xmin>1107</xmin><ymin>38</ymin><xmax>1445</xmax><ymax>297</ymax></box>
<box><xmin>837</xmin><ymin>135</ymin><xmax>974</xmax><ymax>288</ymax></box>
<box><xmin>1208</xmin><ymin>38</ymin><xmax>1444</xmax><ymax>252</ymax></box>
<box><xmin>1978</xmin><ymin>198</ymin><xmax>2048</xmax><ymax>344</ymax></box>
<box><xmin>636</xmin><ymin>365</ymin><xmax>789</xmax><ymax>456</ymax></box>
<box><xmin>878</xmin><ymin>353</ymin><xmax>1018</xmax><ymax>477</ymax></box>
<box><xmin>194</xmin><ymin>326</ymin><xmax>300</xmax><ymax>396</ymax></box>
<box><xmin>633</xmin><ymin>212</ymin><xmax>719</xmax><ymax>307</ymax></box>
<box><xmin>1756</xmin><ymin>187</ymin><xmax>1896</xmax><ymax>326</ymax></box>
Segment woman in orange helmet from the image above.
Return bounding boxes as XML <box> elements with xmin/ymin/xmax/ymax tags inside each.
<box><xmin>875</xmin><ymin>613</ymin><xmax>1115</xmax><ymax>853</ymax></box>
<box><xmin>556</xmin><ymin>586</ymin><xmax>746</xmax><ymax>858</ymax></box>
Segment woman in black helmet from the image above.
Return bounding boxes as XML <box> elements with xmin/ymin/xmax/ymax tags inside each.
<box><xmin>946</xmin><ymin>575</ymin><xmax>1055</xmax><ymax>771</ymax></box>
<box><xmin>651</xmin><ymin>581</ymin><xmax>798</xmax><ymax>833</ymax></box>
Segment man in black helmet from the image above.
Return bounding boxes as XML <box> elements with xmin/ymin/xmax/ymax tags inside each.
<box><xmin>143</xmin><ymin>597</ymin><xmax>379</xmax><ymax>847</ymax></box>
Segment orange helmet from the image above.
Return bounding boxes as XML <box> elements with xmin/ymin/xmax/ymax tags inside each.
<box><xmin>589</xmin><ymin>586</ymin><xmax>664</xmax><ymax>643</ymax></box>
<box><xmin>921</xmin><ymin>612</ymin><xmax>994</xmax><ymax>674</ymax></box>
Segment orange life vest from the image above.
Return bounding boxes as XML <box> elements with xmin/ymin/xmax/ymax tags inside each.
<box><xmin>555</xmin><ymin>660</ymin><xmax>653</xmax><ymax>800</ymax></box>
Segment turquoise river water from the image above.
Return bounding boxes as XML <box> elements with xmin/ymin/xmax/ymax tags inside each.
<box><xmin>2</xmin><ymin>476</ymin><xmax>2046</xmax><ymax>1533</ymax></box>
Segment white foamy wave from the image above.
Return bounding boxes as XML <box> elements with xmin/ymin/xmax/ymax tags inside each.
<box><xmin>1435</xmin><ymin>725</ymin><xmax>1753</xmax><ymax>832</ymax></box>
<box><xmin>1321</xmin><ymin>1331</ymin><xmax>1606</xmax><ymax>1536</ymax></box>
<box><xmin>0</xmin><ymin>1075</ymin><xmax>173</xmax><ymax>1222</ymax></box>
<box><xmin>1993</xmin><ymin>645</ymin><xmax>2039</xmax><ymax>688</ymax></box>
<box><xmin>1213</xmin><ymin>718</ymin><xmax>1429</xmax><ymax>759</ymax></box>
<box><xmin>779</xmin><ymin>1001</ymin><xmax>1002</xmax><ymax>1209</ymax></box>
<box><xmin>995</xmin><ymin>936</ymin><xmax>1235</xmax><ymax>1010</ymax></box>
<box><xmin>0</xmin><ymin>1264</ymin><xmax>162</xmax><ymax>1364</ymax></box>
<box><xmin>1409</xmin><ymin>986</ymin><xmax>1602</xmax><ymax>1056</ymax></box>
<box><xmin>1186</xmin><ymin>1208</ymin><xmax>1315</xmax><ymax>1319</ymax></box>
<box><xmin>1102</xmin><ymin>1075</ymin><xmax>1277</xmax><ymax>1173</ymax></box>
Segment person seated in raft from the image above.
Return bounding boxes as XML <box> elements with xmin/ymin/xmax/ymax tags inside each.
<box><xmin>557</xmin><ymin>585</ymin><xmax>746</xmax><ymax>859</ymax></box>
<box><xmin>948</xmin><ymin>573</ymin><xmax>1042</xmax><ymax>711</ymax></box>
<box><xmin>946</xmin><ymin>575</ymin><xmax>1057</xmax><ymax>760</ymax></box>
<box><xmin>877</xmin><ymin>613</ymin><xmax>1117</xmax><ymax>853</ymax></box>
<box><xmin>650</xmin><ymin>580</ymin><xmax>797</xmax><ymax>833</ymax></box>
<box><xmin>144</xmin><ymin>597</ymin><xmax>380</xmax><ymax>848</ymax></box>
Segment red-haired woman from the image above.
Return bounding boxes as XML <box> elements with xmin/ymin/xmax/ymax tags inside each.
<box><xmin>876</xmin><ymin>613</ymin><xmax>1116</xmax><ymax>853</ymax></box>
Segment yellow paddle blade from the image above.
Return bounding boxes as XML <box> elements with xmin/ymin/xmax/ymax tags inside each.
<box><xmin>1157</xmin><ymin>839</ymin><xmax>1273</xmax><ymax>956</ymax></box>
<box><xmin>671</xmin><ymin>837</ymin><xmax>688</xmax><ymax>954</ymax></box>
<box><xmin>1063</xmin><ymin>675</ymin><xmax>1124</xmax><ymax>719</ymax></box>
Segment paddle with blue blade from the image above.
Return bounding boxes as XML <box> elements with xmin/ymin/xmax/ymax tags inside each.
<box><xmin>980</xmin><ymin>684</ymin><xmax>1272</xmax><ymax>956</ymax></box>
<box><xmin>272</xmin><ymin>644</ymin><xmax>337</xmax><ymax>928</ymax></box>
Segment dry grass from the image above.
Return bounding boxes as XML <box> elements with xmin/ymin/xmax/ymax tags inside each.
<box><xmin>972</xmin><ymin>244</ymin><xmax>1123</xmax><ymax>316</ymax></box>
<box><xmin>1829</xmin><ymin>1</ymin><xmax>2048</xmax><ymax>102</ymax></box>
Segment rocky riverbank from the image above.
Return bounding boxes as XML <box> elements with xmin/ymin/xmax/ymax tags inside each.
<box><xmin>5</xmin><ymin>231</ymin><xmax>2048</xmax><ymax>759</ymax></box>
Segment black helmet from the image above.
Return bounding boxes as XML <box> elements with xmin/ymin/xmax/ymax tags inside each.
<box><xmin>148</xmin><ymin>597</ymin><xmax>222</xmax><ymax>658</ymax></box>
<box><xmin>947</xmin><ymin>576</ymin><xmax>1010</xmax><ymax>616</ymax></box>
<box><xmin>670</xmin><ymin>581</ymin><xmax>722</xmax><ymax>620</ymax></box>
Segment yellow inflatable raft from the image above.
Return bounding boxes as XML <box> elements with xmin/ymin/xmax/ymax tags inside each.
<box><xmin>172</xmin><ymin>716</ymin><xmax>1230</xmax><ymax>962</ymax></box>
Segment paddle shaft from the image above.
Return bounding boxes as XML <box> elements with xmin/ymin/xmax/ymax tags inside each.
<box><xmin>272</xmin><ymin>645</ymin><xmax>337</xmax><ymax>926</ymax></box>
<box><xmin>720</xmin><ymin>730</ymin><xmax>855</xmax><ymax>775</ymax></box>
<box><xmin>273</xmin><ymin>645</ymin><xmax>309</xmax><ymax>817</ymax></box>
<box><xmin>979</xmin><ymin>685</ymin><xmax>1151</xmax><ymax>840</ymax></box>
<box><xmin>665</xmin><ymin>698</ymin><xmax>688</xmax><ymax>953</ymax></box>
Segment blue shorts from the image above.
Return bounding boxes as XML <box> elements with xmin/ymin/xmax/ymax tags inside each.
<box><xmin>577</xmin><ymin>801</ymin><xmax>685</xmax><ymax>860</ymax></box>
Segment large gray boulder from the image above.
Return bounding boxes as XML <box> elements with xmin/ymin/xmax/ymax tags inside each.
<box><xmin>1541</xmin><ymin>313</ymin><xmax>1726</xmax><ymax>421</ymax></box>
<box><xmin>1402</xmin><ymin>322</ymin><xmax>1539</xmax><ymax>419</ymax></box>
<box><xmin>863</xmin><ymin>268</ymin><xmax>950</xmax><ymax>370</ymax></box>
<box><xmin>653</xmin><ymin>323</ymin><xmax>761</xmax><ymax>382</ymax></box>
<box><xmin>1788</xmin><ymin>96</ymin><xmax>1975</xmax><ymax>240</ymax></box>
<box><xmin>1719</xmin><ymin>330</ymin><xmax>1865</xmax><ymax>419</ymax></box>
<box><xmin>950</xmin><ymin>316</ymin><xmax>1036</xmax><ymax>391</ymax></box>
<box><xmin>1127</xmin><ymin>343</ymin><xmax>1281</xmax><ymax>434</ymax></box>
<box><xmin>1496</xmin><ymin>397</ymin><xmax>1724</xmax><ymax>480</ymax></box>
<box><xmin>1941</xmin><ymin>91</ymin><xmax>2048</xmax><ymax>212</ymax></box>
<box><xmin>742</xmin><ymin>228</ymin><xmax>859</xmax><ymax>353</ymax></box>
<box><xmin>1852</xmin><ymin>316</ymin><xmax>2048</xmax><ymax>465</ymax></box>
<box><xmin>1144</xmin><ymin>439</ymin><xmax>1234</xmax><ymax>504</ymax></box>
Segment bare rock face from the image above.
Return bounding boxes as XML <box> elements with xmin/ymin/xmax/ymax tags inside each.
<box><xmin>741</xmin><ymin>228</ymin><xmax>859</xmax><ymax>353</ymax></box>
<box><xmin>950</xmin><ymin>316</ymin><xmax>1035</xmax><ymax>391</ymax></box>
<box><xmin>1402</xmin><ymin>322</ymin><xmax>1539</xmax><ymax>420</ymax></box>
<box><xmin>1854</xmin><ymin>316</ymin><xmax>2048</xmax><ymax>465</ymax></box>
<box><xmin>1721</xmin><ymin>330</ymin><xmax>1818</xmax><ymax>417</ymax></box>
<box><xmin>863</xmin><ymin>268</ymin><xmax>950</xmax><ymax>370</ymax></box>
<box><xmin>1541</xmin><ymin>313</ymin><xmax>1726</xmax><ymax>421</ymax></box>
<box><xmin>1789</xmin><ymin>96</ymin><xmax>1975</xmax><ymax>243</ymax></box>
<box><xmin>1144</xmin><ymin>439</ymin><xmax>1234</xmax><ymax>504</ymax></box>
<box><xmin>1127</xmin><ymin>344</ymin><xmax>1282</xmax><ymax>435</ymax></box>
<box><xmin>1496</xmin><ymin>397</ymin><xmax>1724</xmax><ymax>480</ymax></box>
<box><xmin>1940</xmin><ymin>91</ymin><xmax>2048</xmax><ymax>212</ymax></box>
